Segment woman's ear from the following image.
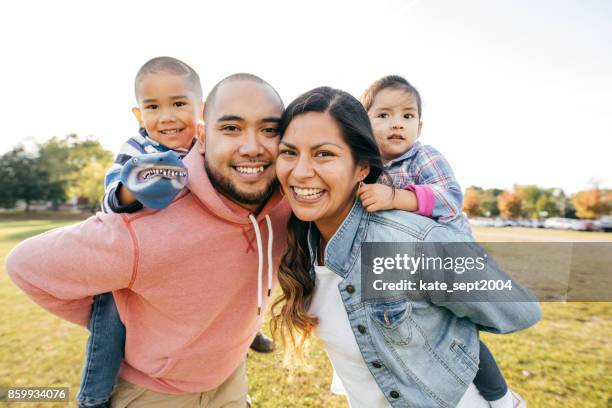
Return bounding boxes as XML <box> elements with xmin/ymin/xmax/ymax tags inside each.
<box><xmin>132</xmin><ymin>107</ymin><xmax>144</xmax><ymax>127</ymax></box>
<box><xmin>358</xmin><ymin>163</ymin><xmax>370</xmax><ymax>182</ymax></box>
<box><xmin>196</xmin><ymin>120</ymin><xmax>206</xmax><ymax>154</ymax></box>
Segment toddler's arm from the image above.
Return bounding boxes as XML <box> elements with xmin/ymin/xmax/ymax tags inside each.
<box><xmin>359</xmin><ymin>146</ymin><xmax>465</xmax><ymax>225</ymax></box>
<box><xmin>405</xmin><ymin>145</ymin><xmax>464</xmax><ymax>225</ymax></box>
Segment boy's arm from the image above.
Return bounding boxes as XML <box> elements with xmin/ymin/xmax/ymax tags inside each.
<box><xmin>5</xmin><ymin>213</ymin><xmax>136</xmax><ymax>326</ymax></box>
<box><xmin>101</xmin><ymin>143</ymin><xmax>143</xmax><ymax>214</ymax></box>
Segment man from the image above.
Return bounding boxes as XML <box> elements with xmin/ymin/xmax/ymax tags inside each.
<box><xmin>6</xmin><ymin>74</ymin><xmax>290</xmax><ymax>407</ymax></box>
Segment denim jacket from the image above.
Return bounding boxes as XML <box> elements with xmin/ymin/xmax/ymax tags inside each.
<box><xmin>307</xmin><ymin>199</ymin><xmax>541</xmax><ymax>408</ymax></box>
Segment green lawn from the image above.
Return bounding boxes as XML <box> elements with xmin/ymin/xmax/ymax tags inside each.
<box><xmin>0</xmin><ymin>216</ymin><xmax>610</xmax><ymax>407</ymax></box>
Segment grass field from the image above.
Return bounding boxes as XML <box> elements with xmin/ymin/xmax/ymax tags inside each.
<box><xmin>0</xmin><ymin>215</ymin><xmax>610</xmax><ymax>407</ymax></box>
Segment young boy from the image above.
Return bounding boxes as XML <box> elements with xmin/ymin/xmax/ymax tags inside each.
<box><xmin>101</xmin><ymin>56</ymin><xmax>203</xmax><ymax>214</ymax></box>
<box><xmin>357</xmin><ymin>75</ymin><xmax>525</xmax><ymax>408</ymax></box>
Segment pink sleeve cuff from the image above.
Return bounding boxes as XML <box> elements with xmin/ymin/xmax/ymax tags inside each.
<box><xmin>404</xmin><ymin>185</ymin><xmax>435</xmax><ymax>217</ymax></box>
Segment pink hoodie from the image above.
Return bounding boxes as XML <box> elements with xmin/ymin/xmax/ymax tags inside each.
<box><xmin>5</xmin><ymin>147</ymin><xmax>290</xmax><ymax>394</ymax></box>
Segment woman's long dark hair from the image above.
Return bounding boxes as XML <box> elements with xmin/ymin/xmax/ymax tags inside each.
<box><xmin>270</xmin><ymin>87</ymin><xmax>383</xmax><ymax>363</ymax></box>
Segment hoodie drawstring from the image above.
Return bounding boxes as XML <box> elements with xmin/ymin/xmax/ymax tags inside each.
<box><xmin>249</xmin><ymin>214</ymin><xmax>274</xmax><ymax>315</ymax></box>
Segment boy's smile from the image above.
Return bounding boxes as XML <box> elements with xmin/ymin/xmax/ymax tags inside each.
<box><xmin>133</xmin><ymin>73</ymin><xmax>203</xmax><ymax>150</ymax></box>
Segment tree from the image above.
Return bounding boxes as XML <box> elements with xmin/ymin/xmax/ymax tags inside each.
<box><xmin>463</xmin><ymin>188</ymin><xmax>481</xmax><ymax>218</ymax></box>
<box><xmin>572</xmin><ymin>189</ymin><xmax>612</xmax><ymax>219</ymax></box>
<box><xmin>515</xmin><ymin>184</ymin><xmax>548</xmax><ymax>218</ymax></box>
<box><xmin>70</xmin><ymin>157</ymin><xmax>113</xmax><ymax>211</ymax></box>
<box><xmin>0</xmin><ymin>147</ymin><xmax>62</xmax><ymax>211</ymax></box>
<box><xmin>535</xmin><ymin>194</ymin><xmax>560</xmax><ymax>218</ymax></box>
<box><xmin>497</xmin><ymin>191</ymin><xmax>522</xmax><ymax>219</ymax></box>
<box><xmin>38</xmin><ymin>134</ymin><xmax>114</xmax><ymax>208</ymax></box>
<box><xmin>480</xmin><ymin>188</ymin><xmax>503</xmax><ymax>217</ymax></box>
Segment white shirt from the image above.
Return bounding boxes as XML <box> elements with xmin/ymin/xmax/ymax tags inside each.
<box><xmin>309</xmin><ymin>263</ymin><xmax>391</xmax><ymax>408</ymax></box>
<box><xmin>309</xmin><ymin>264</ymin><xmax>490</xmax><ymax>408</ymax></box>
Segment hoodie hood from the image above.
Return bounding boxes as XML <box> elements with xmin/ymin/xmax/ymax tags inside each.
<box><xmin>182</xmin><ymin>142</ymin><xmax>284</xmax><ymax>225</ymax></box>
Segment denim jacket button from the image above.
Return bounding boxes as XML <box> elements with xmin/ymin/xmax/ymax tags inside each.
<box><xmin>357</xmin><ymin>324</ymin><xmax>366</xmax><ymax>334</ymax></box>
<box><xmin>372</xmin><ymin>361</ymin><xmax>382</xmax><ymax>368</ymax></box>
<box><xmin>390</xmin><ymin>390</ymin><xmax>400</xmax><ymax>399</ymax></box>
<box><xmin>345</xmin><ymin>285</ymin><xmax>355</xmax><ymax>294</ymax></box>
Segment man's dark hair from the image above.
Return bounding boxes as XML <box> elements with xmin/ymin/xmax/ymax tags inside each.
<box><xmin>204</xmin><ymin>73</ymin><xmax>284</xmax><ymax>119</ymax></box>
<box><xmin>134</xmin><ymin>56</ymin><xmax>203</xmax><ymax>99</ymax></box>
<box><xmin>360</xmin><ymin>75</ymin><xmax>422</xmax><ymax>119</ymax></box>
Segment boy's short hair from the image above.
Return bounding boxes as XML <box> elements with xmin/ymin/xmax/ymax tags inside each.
<box><xmin>360</xmin><ymin>75</ymin><xmax>422</xmax><ymax>119</ymax></box>
<box><xmin>135</xmin><ymin>56</ymin><xmax>203</xmax><ymax>100</ymax></box>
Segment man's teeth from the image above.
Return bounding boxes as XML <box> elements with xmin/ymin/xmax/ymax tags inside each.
<box><xmin>160</xmin><ymin>129</ymin><xmax>182</xmax><ymax>134</ymax></box>
<box><xmin>236</xmin><ymin>166</ymin><xmax>265</xmax><ymax>174</ymax></box>
<box><xmin>293</xmin><ymin>187</ymin><xmax>324</xmax><ymax>198</ymax></box>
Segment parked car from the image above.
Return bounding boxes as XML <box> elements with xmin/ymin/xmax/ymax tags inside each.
<box><xmin>469</xmin><ymin>217</ymin><xmax>495</xmax><ymax>227</ymax></box>
<box><xmin>599</xmin><ymin>216</ymin><xmax>612</xmax><ymax>232</ymax></box>
<box><xmin>544</xmin><ymin>217</ymin><xmax>574</xmax><ymax>230</ymax></box>
<box><xmin>568</xmin><ymin>219</ymin><xmax>588</xmax><ymax>231</ymax></box>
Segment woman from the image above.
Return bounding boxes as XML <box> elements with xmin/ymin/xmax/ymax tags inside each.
<box><xmin>271</xmin><ymin>87</ymin><xmax>541</xmax><ymax>408</ymax></box>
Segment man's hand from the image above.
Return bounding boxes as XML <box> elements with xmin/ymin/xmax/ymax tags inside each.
<box><xmin>120</xmin><ymin>151</ymin><xmax>189</xmax><ymax>209</ymax></box>
<box><xmin>357</xmin><ymin>183</ymin><xmax>396</xmax><ymax>212</ymax></box>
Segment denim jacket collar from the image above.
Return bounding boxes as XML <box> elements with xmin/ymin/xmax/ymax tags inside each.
<box><xmin>306</xmin><ymin>198</ymin><xmax>369</xmax><ymax>279</ymax></box>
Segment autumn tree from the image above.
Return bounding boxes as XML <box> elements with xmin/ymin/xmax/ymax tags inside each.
<box><xmin>572</xmin><ymin>189</ymin><xmax>612</xmax><ymax>219</ymax></box>
<box><xmin>463</xmin><ymin>188</ymin><xmax>481</xmax><ymax>218</ymax></box>
<box><xmin>497</xmin><ymin>191</ymin><xmax>522</xmax><ymax>219</ymax></box>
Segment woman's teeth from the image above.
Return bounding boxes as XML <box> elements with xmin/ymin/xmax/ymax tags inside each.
<box><xmin>293</xmin><ymin>187</ymin><xmax>324</xmax><ymax>199</ymax></box>
<box><xmin>236</xmin><ymin>166</ymin><xmax>265</xmax><ymax>174</ymax></box>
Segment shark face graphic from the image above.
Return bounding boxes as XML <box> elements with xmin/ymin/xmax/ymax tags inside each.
<box><xmin>120</xmin><ymin>150</ymin><xmax>189</xmax><ymax>209</ymax></box>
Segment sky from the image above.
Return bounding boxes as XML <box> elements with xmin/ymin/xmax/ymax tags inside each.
<box><xmin>1</xmin><ymin>0</ymin><xmax>610</xmax><ymax>194</ymax></box>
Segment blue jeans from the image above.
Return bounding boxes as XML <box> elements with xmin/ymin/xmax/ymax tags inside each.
<box><xmin>474</xmin><ymin>340</ymin><xmax>508</xmax><ymax>401</ymax></box>
<box><xmin>77</xmin><ymin>292</ymin><xmax>125</xmax><ymax>407</ymax></box>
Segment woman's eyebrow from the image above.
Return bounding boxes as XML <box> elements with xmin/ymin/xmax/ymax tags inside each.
<box><xmin>279</xmin><ymin>141</ymin><xmax>295</xmax><ymax>148</ymax></box>
<box><xmin>312</xmin><ymin>142</ymin><xmax>343</xmax><ymax>149</ymax></box>
<box><xmin>279</xmin><ymin>141</ymin><xmax>343</xmax><ymax>149</ymax></box>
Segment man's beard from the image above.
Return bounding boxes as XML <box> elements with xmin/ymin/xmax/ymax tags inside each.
<box><xmin>204</xmin><ymin>158</ymin><xmax>277</xmax><ymax>207</ymax></box>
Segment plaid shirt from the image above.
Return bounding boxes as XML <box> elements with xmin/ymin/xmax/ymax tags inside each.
<box><xmin>382</xmin><ymin>141</ymin><xmax>471</xmax><ymax>234</ymax></box>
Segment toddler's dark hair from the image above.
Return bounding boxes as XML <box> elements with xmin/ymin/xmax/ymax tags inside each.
<box><xmin>360</xmin><ymin>75</ymin><xmax>422</xmax><ymax>118</ymax></box>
